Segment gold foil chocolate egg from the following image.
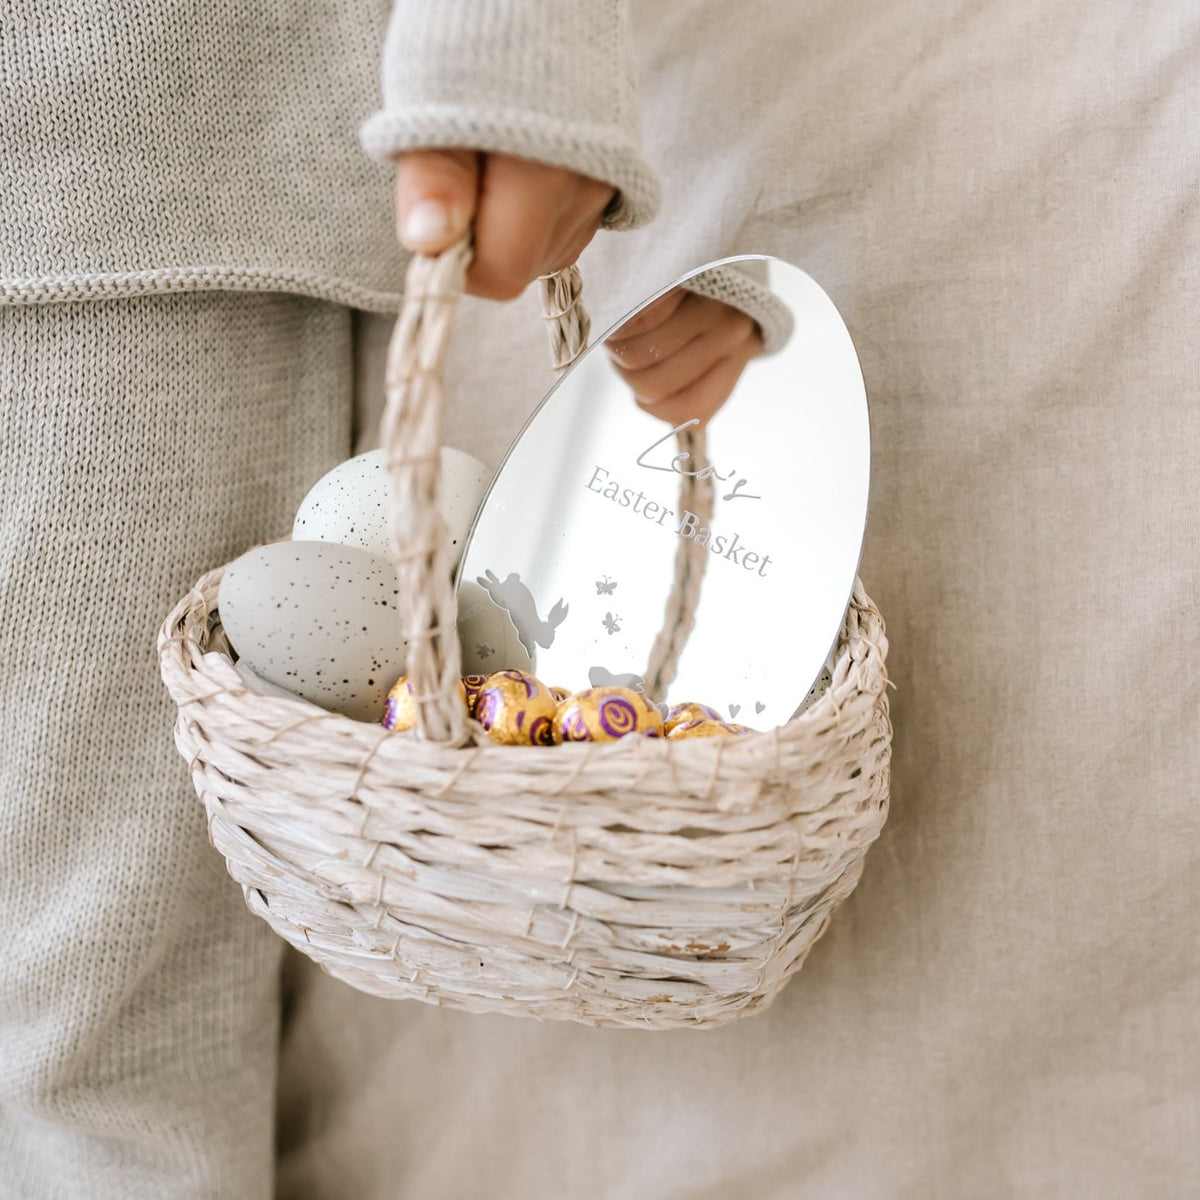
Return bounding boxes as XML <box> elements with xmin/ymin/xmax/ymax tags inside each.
<box><xmin>666</xmin><ymin>718</ymin><xmax>741</xmax><ymax>740</ymax></box>
<box><xmin>549</xmin><ymin>685</ymin><xmax>571</xmax><ymax>703</ymax></box>
<box><xmin>663</xmin><ymin>701</ymin><xmax>722</xmax><ymax>733</ymax></box>
<box><xmin>383</xmin><ymin>675</ymin><xmax>467</xmax><ymax>731</ymax></box>
<box><xmin>475</xmin><ymin>670</ymin><xmax>557</xmax><ymax>746</ymax></box>
<box><xmin>382</xmin><ymin>675</ymin><xmax>416</xmax><ymax>731</ymax></box>
<box><xmin>556</xmin><ymin>687</ymin><xmax>665</xmax><ymax>743</ymax></box>
<box><xmin>461</xmin><ymin>674</ymin><xmax>489</xmax><ymax>716</ymax></box>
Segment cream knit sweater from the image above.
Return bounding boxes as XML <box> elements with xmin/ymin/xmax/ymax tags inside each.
<box><xmin>0</xmin><ymin>0</ymin><xmax>660</xmax><ymax>308</ymax></box>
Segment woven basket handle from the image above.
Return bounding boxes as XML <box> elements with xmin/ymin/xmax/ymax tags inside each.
<box><xmin>642</xmin><ymin>423</ymin><xmax>713</xmax><ymax>701</ymax></box>
<box><xmin>382</xmin><ymin>244</ymin><xmax>590</xmax><ymax>743</ymax></box>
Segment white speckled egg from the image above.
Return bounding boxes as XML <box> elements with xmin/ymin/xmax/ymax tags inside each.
<box><xmin>291</xmin><ymin>446</ymin><xmax>490</xmax><ymax>569</ymax></box>
<box><xmin>218</xmin><ymin>541</ymin><xmax>407</xmax><ymax>722</ymax></box>
<box><xmin>232</xmin><ymin>658</ymin><xmax>311</xmax><ymax>704</ymax></box>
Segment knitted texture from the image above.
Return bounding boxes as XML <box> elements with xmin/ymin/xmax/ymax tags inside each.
<box><xmin>0</xmin><ymin>1</ymin><xmax>658</xmax><ymax>309</ymax></box>
<box><xmin>683</xmin><ymin>261</ymin><xmax>796</xmax><ymax>355</ymax></box>
<box><xmin>361</xmin><ymin>0</ymin><xmax>660</xmax><ymax>231</ymax></box>
<box><xmin>0</xmin><ymin>293</ymin><xmax>353</xmax><ymax>1198</ymax></box>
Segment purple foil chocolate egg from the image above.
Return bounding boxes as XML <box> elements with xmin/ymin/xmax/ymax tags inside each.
<box><xmin>475</xmin><ymin>670</ymin><xmax>557</xmax><ymax>746</ymax></box>
<box><xmin>555</xmin><ymin>687</ymin><xmax>664</xmax><ymax>743</ymax></box>
<box><xmin>383</xmin><ymin>675</ymin><xmax>467</xmax><ymax>732</ymax></box>
<box><xmin>662</xmin><ymin>701</ymin><xmax>722</xmax><ymax>734</ymax></box>
<box><xmin>666</xmin><ymin>718</ymin><xmax>741</xmax><ymax>740</ymax></box>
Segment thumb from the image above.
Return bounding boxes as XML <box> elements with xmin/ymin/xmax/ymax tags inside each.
<box><xmin>393</xmin><ymin>149</ymin><xmax>480</xmax><ymax>254</ymax></box>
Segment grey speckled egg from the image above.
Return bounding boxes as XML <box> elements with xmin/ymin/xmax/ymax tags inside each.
<box><xmin>291</xmin><ymin>446</ymin><xmax>490</xmax><ymax>569</ymax></box>
<box><xmin>232</xmin><ymin>658</ymin><xmax>310</xmax><ymax>704</ymax></box>
<box><xmin>218</xmin><ymin>541</ymin><xmax>408</xmax><ymax>723</ymax></box>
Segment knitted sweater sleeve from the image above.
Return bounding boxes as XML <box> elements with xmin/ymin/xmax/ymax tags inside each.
<box><xmin>683</xmin><ymin>262</ymin><xmax>796</xmax><ymax>356</ymax></box>
<box><xmin>360</xmin><ymin>0</ymin><xmax>661</xmax><ymax>231</ymax></box>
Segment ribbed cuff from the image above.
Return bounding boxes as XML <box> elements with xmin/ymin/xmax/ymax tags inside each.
<box><xmin>684</xmin><ymin>263</ymin><xmax>796</xmax><ymax>355</ymax></box>
<box><xmin>361</xmin><ymin>0</ymin><xmax>660</xmax><ymax>231</ymax></box>
<box><xmin>360</xmin><ymin>107</ymin><xmax>660</xmax><ymax>231</ymax></box>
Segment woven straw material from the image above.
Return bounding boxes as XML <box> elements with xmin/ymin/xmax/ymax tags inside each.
<box><xmin>157</xmin><ymin>246</ymin><xmax>891</xmax><ymax>1029</ymax></box>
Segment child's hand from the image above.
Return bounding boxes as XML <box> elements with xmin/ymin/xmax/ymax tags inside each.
<box><xmin>394</xmin><ymin>149</ymin><xmax>615</xmax><ymax>300</ymax></box>
<box><xmin>604</xmin><ymin>289</ymin><xmax>764</xmax><ymax>428</ymax></box>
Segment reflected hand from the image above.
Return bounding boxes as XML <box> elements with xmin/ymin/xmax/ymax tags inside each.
<box><xmin>604</xmin><ymin>288</ymin><xmax>764</xmax><ymax>427</ymax></box>
<box><xmin>393</xmin><ymin>149</ymin><xmax>615</xmax><ymax>300</ymax></box>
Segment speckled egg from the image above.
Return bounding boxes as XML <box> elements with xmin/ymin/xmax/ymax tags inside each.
<box><xmin>232</xmin><ymin>658</ymin><xmax>310</xmax><ymax>704</ymax></box>
<box><xmin>292</xmin><ymin>446</ymin><xmax>490</xmax><ymax>569</ymax></box>
<box><xmin>218</xmin><ymin>540</ymin><xmax>407</xmax><ymax>723</ymax></box>
<box><xmin>795</xmin><ymin>664</ymin><xmax>834</xmax><ymax>716</ymax></box>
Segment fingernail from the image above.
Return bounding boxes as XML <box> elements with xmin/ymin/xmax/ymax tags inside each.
<box><xmin>401</xmin><ymin>200</ymin><xmax>454</xmax><ymax>247</ymax></box>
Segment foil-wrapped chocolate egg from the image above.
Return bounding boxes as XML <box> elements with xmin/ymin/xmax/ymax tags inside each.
<box><xmin>461</xmin><ymin>674</ymin><xmax>489</xmax><ymax>716</ymax></box>
<box><xmin>666</xmin><ymin>718</ymin><xmax>740</xmax><ymax>740</ymax></box>
<box><xmin>663</xmin><ymin>701</ymin><xmax>722</xmax><ymax>733</ymax></box>
<box><xmin>556</xmin><ymin>687</ymin><xmax>664</xmax><ymax>743</ymax></box>
<box><xmin>383</xmin><ymin>675</ymin><xmax>467</xmax><ymax>731</ymax></box>
<box><xmin>382</xmin><ymin>675</ymin><xmax>416</xmax><ymax>731</ymax></box>
<box><xmin>475</xmin><ymin>670</ymin><xmax>557</xmax><ymax>746</ymax></box>
<box><xmin>549</xmin><ymin>685</ymin><xmax>571</xmax><ymax>703</ymax></box>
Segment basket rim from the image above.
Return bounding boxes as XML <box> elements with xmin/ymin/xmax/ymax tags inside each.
<box><xmin>158</xmin><ymin>557</ymin><xmax>889</xmax><ymax>772</ymax></box>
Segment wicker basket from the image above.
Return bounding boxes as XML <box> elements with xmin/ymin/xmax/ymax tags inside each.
<box><xmin>157</xmin><ymin>244</ymin><xmax>891</xmax><ymax>1030</ymax></box>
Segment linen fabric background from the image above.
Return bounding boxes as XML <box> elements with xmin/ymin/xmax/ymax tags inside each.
<box><xmin>277</xmin><ymin>1</ymin><xmax>1199</xmax><ymax>1197</ymax></box>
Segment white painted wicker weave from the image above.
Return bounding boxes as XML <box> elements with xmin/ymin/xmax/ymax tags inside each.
<box><xmin>157</xmin><ymin>244</ymin><xmax>891</xmax><ymax>1029</ymax></box>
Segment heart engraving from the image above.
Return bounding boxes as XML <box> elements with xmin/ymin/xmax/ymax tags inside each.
<box><xmin>729</xmin><ymin>704</ymin><xmax>741</xmax><ymax>718</ymax></box>
<box><xmin>755</xmin><ymin>701</ymin><xmax>766</xmax><ymax>714</ymax></box>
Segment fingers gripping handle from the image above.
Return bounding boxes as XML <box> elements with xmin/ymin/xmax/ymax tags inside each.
<box><xmin>382</xmin><ymin>244</ymin><xmax>591</xmax><ymax>742</ymax></box>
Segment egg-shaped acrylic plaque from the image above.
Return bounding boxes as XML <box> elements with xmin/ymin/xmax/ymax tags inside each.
<box><xmin>457</xmin><ymin>256</ymin><xmax>870</xmax><ymax>730</ymax></box>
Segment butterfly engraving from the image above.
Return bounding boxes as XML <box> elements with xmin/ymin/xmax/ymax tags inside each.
<box><xmin>602</xmin><ymin>612</ymin><xmax>621</xmax><ymax>635</ymax></box>
<box><xmin>476</xmin><ymin>643</ymin><xmax>494</xmax><ymax>660</ymax></box>
<box><xmin>595</xmin><ymin>575</ymin><xmax>617</xmax><ymax>595</ymax></box>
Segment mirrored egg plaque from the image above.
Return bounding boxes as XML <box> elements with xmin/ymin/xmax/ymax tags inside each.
<box><xmin>457</xmin><ymin>256</ymin><xmax>870</xmax><ymax>730</ymax></box>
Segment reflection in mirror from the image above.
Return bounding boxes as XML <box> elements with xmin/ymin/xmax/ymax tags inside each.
<box><xmin>458</xmin><ymin>257</ymin><xmax>869</xmax><ymax>730</ymax></box>
<box><xmin>603</xmin><ymin>260</ymin><xmax>794</xmax><ymax>430</ymax></box>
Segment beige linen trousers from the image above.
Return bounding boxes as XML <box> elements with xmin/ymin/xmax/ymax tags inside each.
<box><xmin>276</xmin><ymin>1</ymin><xmax>1199</xmax><ymax>1198</ymax></box>
<box><xmin>0</xmin><ymin>294</ymin><xmax>354</xmax><ymax>1198</ymax></box>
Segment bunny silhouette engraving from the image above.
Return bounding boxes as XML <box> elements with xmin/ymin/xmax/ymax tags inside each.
<box><xmin>588</xmin><ymin>666</ymin><xmax>645</xmax><ymax>693</ymax></box>
<box><xmin>477</xmin><ymin>569</ymin><xmax>569</xmax><ymax>656</ymax></box>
